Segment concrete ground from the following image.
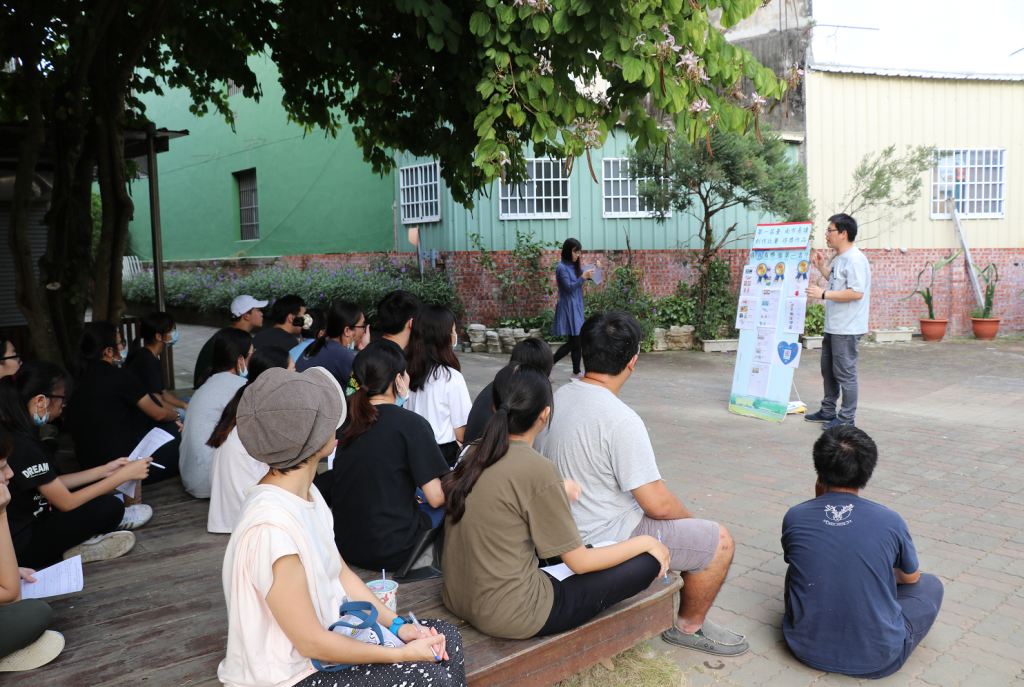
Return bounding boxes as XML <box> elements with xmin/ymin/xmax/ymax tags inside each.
<box><xmin>172</xmin><ymin>325</ymin><xmax>1024</xmax><ymax>686</ymax></box>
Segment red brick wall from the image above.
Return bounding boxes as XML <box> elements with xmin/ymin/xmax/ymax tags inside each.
<box><xmin>226</xmin><ymin>248</ymin><xmax>1024</xmax><ymax>337</ymax></box>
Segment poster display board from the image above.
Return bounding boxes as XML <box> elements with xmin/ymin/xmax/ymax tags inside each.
<box><xmin>728</xmin><ymin>222</ymin><xmax>813</xmax><ymax>422</ymax></box>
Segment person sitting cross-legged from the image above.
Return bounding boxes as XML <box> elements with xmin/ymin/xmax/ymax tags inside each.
<box><xmin>534</xmin><ymin>311</ymin><xmax>747</xmax><ymax>656</ymax></box>
<box><xmin>782</xmin><ymin>425</ymin><xmax>943</xmax><ymax>678</ymax></box>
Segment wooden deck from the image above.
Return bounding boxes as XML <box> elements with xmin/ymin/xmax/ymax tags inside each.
<box><xmin>7</xmin><ymin>479</ymin><xmax>681</xmax><ymax>687</ymax></box>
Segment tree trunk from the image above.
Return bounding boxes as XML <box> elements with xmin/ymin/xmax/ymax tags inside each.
<box><xmin>694</xmin><ymin>215</ymin><xmax>716</xmax><ymax>341</ymax></box>
<box><xmin>7</xmin><ymin>63</ymin><xmax>65</xmax><ymax>364</ymax></box>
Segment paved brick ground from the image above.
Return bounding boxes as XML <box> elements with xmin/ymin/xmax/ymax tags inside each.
<box><xmin>174</xmin><ymin>326</ymin><xmax>1024</xmax><ymax>686</ymax></box>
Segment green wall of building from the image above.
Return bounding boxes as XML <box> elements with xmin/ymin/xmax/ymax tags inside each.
<box><xmin>127</xmin><ymin>56</ymin><xmax>398</xmax><ymax>261</ymax></box>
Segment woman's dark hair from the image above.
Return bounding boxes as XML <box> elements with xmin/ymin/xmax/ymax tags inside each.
<box><xmin>301</xmin><ymin>307</ymin><xmax>327</xmax><ymax>341</ymax></box>
<box><xmin>561</xmin><ymin>238</ymin><xmax>583</xmax><ymax>277</ymax></box>
<box><xmin>207</xmin><ymin>346</ymin><xmax>292</xmax><ymax>448</ymax></box>
<box><xmin>0</xmin><ymin>360</ymin><xmax>73</xmax><ymax>442</ymax></box>
<box><xmin>305</xmin><ymin>300</ymin><xmax>362</xmax><ymax>360</ymax></box>
<box><xmin>813</xmin><ymin>425</ymin><xmax>878</xmax><ymax>490</ymax></box>
<box><xmin>196</xmin><ymin>328</ymin><xmax>254</xmax><ymax>388</ymax></box>
<box><xmin>443</xmin><ymin>364</ymin><xmax>551</xmax><ymax>524</ymax></box>
<box><xmin>341</xmin><ymin>341</ymin><xmax>408</xmax><ymax>449</ymax></box>
<box><xmin>0</xmin><ymin>334</ymin><xmax>14</xmax><ymax>359</ymax></box>
<box><xmin>510</xmin><ymin>338</ymin><xmax>554</xmax><ymax>376</ymax></box>
<box><xmin>406</xmin><ymin>305</ymin><xmax>460</xmax><ymax>392</ymax></box>
<box><xmin>74</xmin><ymin>321</ymin><xmax>119</xmax><ymax>381</ymax></box>
<box><xmin>0</xmin><ymin>423</ymin><xmax>11</xmax><ymax>461</ymax></box>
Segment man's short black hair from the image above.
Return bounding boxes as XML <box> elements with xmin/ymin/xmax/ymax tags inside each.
<box><xmin>580</xmin><ymin>311</ymin><xmax>642</xmax><ymax>376</ymax></box>
<box><xmin>377</xmin><ymin>290</ymin><xmax>423</xmax><ymax>335</ymax></box>
<box><xmin>813</xmin><ymin>425</ymin><xmax>878</xmax><ymax>490</ymax></box>
<box><xmin>510</xmin><ymin>337</ymin><xmax>554</xmax><ymax>376</ymax></box>
<box><xmin>828</xmin><ymin>213</ymin><xmax>858</xmax><ymax>242</ymax></box>
<box><xmin>268</xmin><ymin>295</ymin><xmax>305</xmax><ymax>325</ymax></box>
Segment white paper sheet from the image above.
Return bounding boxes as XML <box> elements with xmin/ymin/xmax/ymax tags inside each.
<box><xmin>773</xmin><ymin>340</ymin><xmax>803</xmax><ymax>368</ymax></box>
<box><xmin>754</xmin><ymin>327</ymin><xmax>775</xmax><ymax>364</ymax></box>
<box><xmin>787</xmin><ymin>264</ymin><xmax>811</xmax><ymax>299</ymax></box>
<box><xmin>734</xmin><ymin>296</ymin><xmax>757</xmax><ymax>330</ymax></box>
<box><xmin>747</xmin><ymin>364</ymin><xmax>771</xmax><ymax>397</ymax></box>
<box><xmin>739</xmin><ymin>266</ymin><xmax>756</xmax><ymax>297</ymax></box>
<box><xmin>118</xmin><ymin>427</ymin><xmax>175</xmax><ymax>497</ymax></box>
<box><xmin>540</xmin><ymin>541</ymin><xmax>618</xmax><ymax>581</ymax></box>
<box><xmin>757</xmin><ymin>287</ymin><xmax>782</xmax><ymax>328</ymax></box>
<box><xmin>784</xmin><ymin>298</ymin><xmax>807</xmax><ymax>334</ymax></box>
<box><xmin>326</xmin><ymin>444</ymin><xmax>338</xmax><ymax>471</ymax></box>
<box><xmin>588</xmin><ymin>265</ymin><xmax>603</xmax><ymax>285</ymax></box>
<box><xmin>20</xmin><ymin>556</ymin><xmax>84</xmax><ymax>599</ymax></box>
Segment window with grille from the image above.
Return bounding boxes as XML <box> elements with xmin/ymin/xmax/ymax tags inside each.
<box><xmin>399</xmin><ymin>162</ymin><xmax>441</xmax><ymax>224</ymax></box>
<box><xmin>234</xmin><ymin>169</ymin><xmax>259</xmax><ymax>240</ymax></box>
<box><xmin>602</xmin><ymin>158</ymin><xmax>666</xmax><ymax>218</ymax></box>
<box><xmin>930</xmin><ymin>149</ymin><xmax>1006</xmax><ymax>219</ymax></box>
<box><xmin>227</xmin><ymin>79</ymin><xmax>243</xmax><ymax>97</ymax></box>
<box><xmin>499</xmin><ymin>159</ymin><xmax>571</xmax><ymax>219</ymax></box>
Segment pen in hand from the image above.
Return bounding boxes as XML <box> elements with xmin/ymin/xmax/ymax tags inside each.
<box><xmin>408</xmin><ymin>612</ymin><xmax>440</xmax><ymax>662</ymax></box>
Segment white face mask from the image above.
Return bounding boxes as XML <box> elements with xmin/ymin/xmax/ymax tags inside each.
<box><xmin>111</xmin><ymin>346</ymin><xmax>125</xmax><ymax>365</ymax></box>
<box><xmin>395</xmin><ymin>375</ymin><xmax>409</xmax><ymax>408</ymax></box>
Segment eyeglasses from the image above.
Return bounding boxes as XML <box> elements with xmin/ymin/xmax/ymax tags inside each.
<box><xmin>0</xmin><ymin>354</ymin><xmax>20</xmax><ymax>363</ymax></box>
<box><xmin>351</xmin><ymin>324</ymin><xmax>368</xmax><ymax>330</ymax></box>
<box><xmin>48</xmin><ymin>395</ymin><xmax>67</xmax><ymax>407</ymax></box>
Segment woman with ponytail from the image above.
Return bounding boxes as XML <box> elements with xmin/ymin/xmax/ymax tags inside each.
<box><xmin>295</xmin><ymin>300</ymin><xmax>368</xmax><ymax>388</ymax></box>
<box><xmin>0</xmin><ymin>361</ymin><xmax>151</xmax><ymax>567</ymax></box>
<box><xmin>330</xmin><ymin>340</ymin><xmax>449</xmax><ymax>571</ymax></box>
<box><xmin>441</xmin><ymin>364</ymin><xmax>669</xmax><ymax>640</ymax></box>
<box><xmin>206</xmin><ymin>346</ymin><xmax>294</xmax><ymax>534</ymax></box>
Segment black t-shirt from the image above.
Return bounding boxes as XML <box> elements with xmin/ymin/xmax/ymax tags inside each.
<box><xmin>127</xmin><ymin>347</ymin><xmax>164</xmax><ymax>396</ymax></box>
<box><xmin>465</xmin><ymin>381</ymin><xmax>496</xmax><ymax>445</ymax></box>
<box><xmin>6</xmin><ymin>432</ymin><xmax>59</xmax><ymax>544</ymax></box>
<box><xmin>252</xmin><ymin>327</ymin><xmax>298</xmax><ymax>352</ymax></box>
<box><xmin>65</xmin><ymin>363</ymin><xmax>148</xmax><ymax>470</ymax></box>
<box><xmin>332</xmin><ymin>404</ymin><xmax>449</xmax><ymax>569</ymax></box>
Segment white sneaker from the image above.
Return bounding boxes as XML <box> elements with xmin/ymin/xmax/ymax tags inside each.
<box><xmin>0</xmin><ymin>631</ymin><xmax>64</xmax><ymax>671</ymax></box>
<box><xmin>117</xmin><ymin>504</ymin><xmax>153</xmax><ymax>531</ymax></box>
<box><xmin>63</xmin><ymin>531</ymin><xmax>136</xmax><ymax>563</ymax></box>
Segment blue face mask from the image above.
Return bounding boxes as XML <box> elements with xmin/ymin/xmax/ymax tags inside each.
<box><xmin>239</xmin><ymin>364</ymin><xmax>248</xmax><ymax>379</ymax></box>
<box><xmin>167</xmin><ymin>330</ymin><xmax>179</xmax><ymax>346</ymax></box>
<box><xmin>395</xmin><ymin>378</ymin><xmax>409</xmax><ymax>407</ymax></box>
<box><xmin>347</xmin><ymin>342</ymin><xmax>355</xmax><ymax>350</ymax></box>
<box><xmin>33</xmin><ymin>409</ymin><xmax>49</xmax><ymax>426</ymax></box>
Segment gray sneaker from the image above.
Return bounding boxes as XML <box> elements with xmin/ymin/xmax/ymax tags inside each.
<box><xmin>662</xmin><ymin>619</ymin><xmax>749</xmax><ymax>656</ymax></box>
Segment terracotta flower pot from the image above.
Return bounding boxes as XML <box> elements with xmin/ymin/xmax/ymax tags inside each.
<box><xmin>919</xmin><ymin>318</ymin><xmax>948</xmax><ymax>342</ymax></box>
<box><xmin>970</xmin><ymin>317</ymin><xmax>1001</xmax><ymax>341</ymax></box>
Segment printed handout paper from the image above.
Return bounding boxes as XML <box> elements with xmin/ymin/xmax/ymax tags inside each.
<box><xmin>757</xmin><ymin>288</ymin><xmax>782</xmax><ymax>328</ymax></box>
<box><xmin>20</xmin><ymin>556</ymin><xmax>84</xmax><ymax>599</ymax></box>
<box><xmin>753</xmin><ymin>327</ymin><xmax>775</xmax><ymax>364</ymax></box>
<box><xmin>117</xmin><ymin>427</ymin><xmax>175</xmax><ymax>498</ymax></box>
<box><xmin>784</xmin><ymin>298</ymin><xmax>807</xmax><ymax>334</ymax></box>
<box><xmin>747</xmin><ymin>364</ymin><xmax>771</xmax><ymax>397</ymax></box>
<box><xmin>735</xmin><ymin>296</ymin><xmax>757</xmax><ymax>330</ymax></box>
<box><xmin>739</xmin><ymin>266</ymin><xmax>756</xmax><ymax>297</ymax></box>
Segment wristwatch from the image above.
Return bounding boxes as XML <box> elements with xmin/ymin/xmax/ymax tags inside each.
<box><xmin>389</xmin><ymin>616</ymin><xmax>410</xmax><ymax>634</ymax></box>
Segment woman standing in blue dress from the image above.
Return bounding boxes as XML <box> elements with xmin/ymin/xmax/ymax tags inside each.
<box><xmin>552</xmin><ymin>238</ymin><xmax>597</xmax><ymax>379</ymax></box>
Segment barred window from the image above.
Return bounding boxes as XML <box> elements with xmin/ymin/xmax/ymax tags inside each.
<box><xmin>234</xmin><ymin>169</ymin><xmax>259</xmax><ymax>240</ymax></box>
<box><xmin>227</xmin><ymin>79</ymin><xmax>243</xmax><ymax>97</ymax></box>
<box><xmin>399</xmin><ymin>162</ymin><xmax>441</xmax><ymax>224</ymax></box>
<box><xmin>930</xmin><ymin>149</ymin><xmax>1006</xmax><ymax>219</ymax></box>
<box><xmin>602</xmin><ymin>158</ymin><xmax>665</xmax><ymax>218</ymax></box>
<box><xmin>499</xmin><ymin>159</ymin><xmax>571</xmax><ymax>219</ymax></box>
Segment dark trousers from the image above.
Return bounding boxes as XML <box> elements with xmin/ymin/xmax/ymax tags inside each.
<box><xmin>438</xmin><ymin>441</ymin><xmax>460</xmax><ymax>470</ymax></box>
<box><xmin>853</xmin><ymin>574</ymin><xmax>944</xmax><ymax>679</ymax></box>
<box><xmin>820</xmin><ymin>333</ymin><xmax>861</xmax><ymax>423</ymax></box>
<box><xmin>535</xmin><ymin>552</ymin><xmax>659</xmax><ymax>637</ymax></box>
<box><xmin>15</xmin><ymin>494</ymin><xmax>125</xmax><ymax>569</ymax></box>
<box><xmin>142</xmin><ymin>420</ymin><xmax>182</xmax><ymax>485</ymax></box>
<box><xmin>0</xmin><ymin>599</ymin><xmax>52</xmax><ymax>660</ymax></box>
<box><xmin>552</xmin><ymin>335</ymin><xmax>582</xmax><ymax>375</ymax></box>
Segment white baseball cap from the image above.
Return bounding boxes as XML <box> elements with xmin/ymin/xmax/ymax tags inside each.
<box><xmin>230</xmin><ymin>295</ymin><xmax>269</xmax><ymax>318</ymax></box>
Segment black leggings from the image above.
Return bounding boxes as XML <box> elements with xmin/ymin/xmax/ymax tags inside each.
<box><xmin>552</xmin><ymin>335</ymin><xmax>582</xmax><ymax>374</ymax></box>
<box><xmin>535</xmin><ymin>552</ymin><xmax>659</xmax><ymax>637</ymax></box>
<box><xmin>15</xmin><ymin>494</ymin><xmax>125</xmax><ymax>569</ymax></box>
<box><xmin>0</xmin><ymin>599</ymin><xmax>52</xmax><ymax>660</ymax></box>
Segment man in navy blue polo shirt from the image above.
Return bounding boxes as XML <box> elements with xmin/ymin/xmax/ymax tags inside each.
<box><xmin>782</xmin><ymin>425</ymin><xmax>943</xmax><ymax>678</ymax></box>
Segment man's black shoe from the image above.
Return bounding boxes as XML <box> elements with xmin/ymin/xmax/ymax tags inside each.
<box><xmin>804</xmin><ymin>410</ymin><xmax>836</xmax><ymax>423</ymax></box>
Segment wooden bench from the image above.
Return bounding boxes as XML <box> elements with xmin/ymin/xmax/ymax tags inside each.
<box><xmin>4</xmin><ymin>479</ymin><xmax>681</xmax><ymax>687</ymax></box>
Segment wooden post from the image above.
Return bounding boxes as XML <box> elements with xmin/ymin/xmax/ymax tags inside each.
<box><xmin>948</xmin><ymin>199</ymin><xmax>984</xmax><ymax>309</ymax></box>
<box><xmin>146</xmin><ymin>123</ymin><xmax>174</xmax><ymax>389</ymax></box>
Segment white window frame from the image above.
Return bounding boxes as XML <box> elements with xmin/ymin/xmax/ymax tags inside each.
<box><xmin>399</xmin><ymin>162</ymin><xmax>441</xmax><ymax>224</ymax></box>
<box><xmin>930</xmin><ymin>148</ymin><xmax>1006</xmax><ymax>220</ymax></box>
<box><xmin>601</xmin><ymin>158</ymin><xmax>668</xmax><ymax>219</ymax></box>
<box><xmin>499</xmin><ymin>159</ymin><xmax>571</xmax><ymax>220</ymax></box>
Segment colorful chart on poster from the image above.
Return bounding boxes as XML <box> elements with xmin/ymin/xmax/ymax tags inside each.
<box><xmin>728</xmin><ymin>222</ymin><xmax>813</xmax><ymax>423</ymax></box>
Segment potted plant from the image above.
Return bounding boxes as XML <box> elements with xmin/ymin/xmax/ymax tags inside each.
<box><xmin>800</xmin><ymin>302</ymin><xmax>826</xmax><ymax>349</ymax></box>
<box><xmin>970</xmin><ymin>263</ymin><xmax>1000</xmax><ymax>340</ymax></box>
<box><xmin>900</xmin><ymin>250</ymin><xmax>961</xmax><ymax>342</ymax></box>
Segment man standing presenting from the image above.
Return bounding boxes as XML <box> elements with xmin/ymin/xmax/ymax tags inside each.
<box><xmin>192</xmin><ymin>295</ymin><xmax>267</xmax><ymax>388</ymax></box>
<box><xmin>535</xmin><ymin>311</ymin><xmax>747</xmax><ymax>657</ymax></box>
<box><xmin>806</xmin><ymin>213</ymin><xmax>871</xmax><ymax>429</ymax></box>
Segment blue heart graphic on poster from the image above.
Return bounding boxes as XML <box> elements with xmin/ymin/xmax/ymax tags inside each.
<box><xmin>774</xmin><ymin>341</ymin><xmax>802</xmax><ymax>367</ymax></box>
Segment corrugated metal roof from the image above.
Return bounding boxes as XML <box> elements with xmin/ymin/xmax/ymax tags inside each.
<box><xmin>809</xmin><ymin>63</ymin><xmax>1024</xmax><ymax>82</ymax></box>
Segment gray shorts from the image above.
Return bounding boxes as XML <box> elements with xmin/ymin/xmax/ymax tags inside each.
<box><xmin>631</xmin><ymin>515</ymin><xmax>720</xmax><ymax>574</ymax></box>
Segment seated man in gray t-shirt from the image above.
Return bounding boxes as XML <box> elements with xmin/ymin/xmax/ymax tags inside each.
<box><xmin>534</xmin><ymin>311</ymin><xmax>748</xmax><ymax>657</ymax></box>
